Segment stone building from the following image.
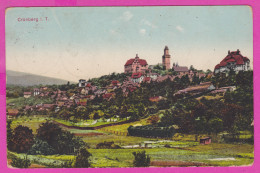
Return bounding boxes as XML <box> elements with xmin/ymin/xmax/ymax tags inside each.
<box><xmin>162</xmin><ymin>46</ymin><xmax>171</xmax><ymax>70</ymax></box>
<box><xmin>124</xmin><ymin>54</ymin><xmax>148</xmax><ymax>73</ymax></box>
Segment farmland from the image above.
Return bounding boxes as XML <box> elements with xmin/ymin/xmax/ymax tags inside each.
<box><xmin>8</xmin><ymin>116</ymin><xmax>254</xmax><ymax>168</ymax></box>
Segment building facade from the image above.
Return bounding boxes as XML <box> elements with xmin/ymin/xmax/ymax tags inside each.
<box><xmin>214</xmin><ymin>49</ymin><xmax>250</xmax><ymax>74</ymax></box>
<box><xmin>162</xmin><ymin>46</ymin><xmax>171</xmax><ymax>70</ymax></box>
<box><xmin>124</xmin><ymin>54</ymin><xmax>148</xmax><ymax>73</ymax></box>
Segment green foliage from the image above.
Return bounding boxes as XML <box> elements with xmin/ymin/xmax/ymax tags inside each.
<box><xmin>74</xmin><ymin>148</ymin><xmax>92</xmax><ymax>168</ymax></box>
<box><xmin>11</xmin><ymin>155</ymin><xmax>31</xmax><ymax>168</ymax></box>
<box><xmin>96</xmin><ymin>141</ymin><xmax>121</xmax><ymax>149</ymax></box>
<box><xmin>7</xmin><ymin>120</ymin><xmax>13</xmax><ymax>150</ymax></box>
<box><xmin>28</xmin><ymin>138</ymin><xmax>55</xmax><ymax>155</ymax></box>
<box><xmin>132</xmin><ymin>151</ymin><xmax>150</xmax><ymax>167</ymax></box>
<box><xmin>10</xmin><ymin>125</ymin><xmax>34</xmax><ymax>153</ymax></box>
<box><xmin>36</xmin><ymin>121</ymin><xmax>86</xmax><ymax>154</ymax></box>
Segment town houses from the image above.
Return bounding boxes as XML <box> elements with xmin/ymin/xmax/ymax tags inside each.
<box><xmin>8</xmin><ymin>47</ymin><xmax>251</xmax><ymax>119</ymax></box>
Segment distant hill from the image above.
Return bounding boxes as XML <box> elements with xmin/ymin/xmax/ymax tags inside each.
<box><xmin>6</xmin><ymin>70</ymin><xmax>74</xmax><ymax>86</ymax></box>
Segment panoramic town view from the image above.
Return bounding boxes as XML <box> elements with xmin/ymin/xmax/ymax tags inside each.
<box><xmin>6</xmin><ymin>7</ymin><xmax>253</xmax><ymax>168</ymax></box>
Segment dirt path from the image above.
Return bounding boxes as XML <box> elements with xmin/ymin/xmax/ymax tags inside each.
<box><xmin>150</xmin><ymin>160</ymin><xmax>211</xmax><ymax>167</ymax></box>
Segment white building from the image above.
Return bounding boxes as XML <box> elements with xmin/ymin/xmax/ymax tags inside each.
<box><xmin>79</xmin><ymin>79</ymin><xmax>87</xmax><ymax>87</ymax></box>
<box><xmin>214</xmin><ymin>49</ymin><xmax>250</xmax><ymax>74</ymax></box>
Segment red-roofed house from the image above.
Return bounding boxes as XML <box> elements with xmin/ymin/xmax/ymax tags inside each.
<box><xmin>131</xmin><ymin>72</ymin><xmax>144</xmax><ymax>83</ymax></box>
<box><xmin>143</xmin><ymin>77</ymin><xmax>151</xmax><ymax>83</ymax></box>
<box><xmin>111</xmin><ymin>80</ymin><xmax>120</xmax><ymax>86</ymax></box>
<box><xmin>124</xmin><ymin>54</ymin><xmax>148</xmax><ymax>73</ymax></box>
<box><xmin>24</xmin><ymin>92</ymin><xmax>31</xmax><ymax>98</ymax></box>
<box><xmin>103</xmin><ymin>93</ymin><xmax>115</xmax><ymax>101</ymax></box>
<box><xmin>7</xmin><ymin>109</ymin><xmax>19</xmax><ymax>119</ymax></box>
<box><xmin>214</xmin><ymin>50</ymin><xmax>250</xmax><ymax>74</ymax></box>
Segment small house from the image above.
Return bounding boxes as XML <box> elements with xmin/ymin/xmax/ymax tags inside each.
<box><xmin>200</xmin><ymin>137</ymin><xmax>211</xmax><ymax>145</ymax></box>
<box><xmin>7</xmin><ymin>109</ymin><xmax>19</xmax><ymax>119</ymax></box>
<box><xmin>23</xmin><ymin>92</ymin><xmax>31</xmax><ymax>98</ymax></box>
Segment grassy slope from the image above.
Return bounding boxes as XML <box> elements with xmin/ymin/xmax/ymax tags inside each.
<box><xmin>8</xmin><ymin>143</ymin><xmax>254</xmax><ymax>168</ymax></box>
<box><xmin>7</xmin><ymin>97</ymin><xmax>54</xmax><ymax>109</ymax></box>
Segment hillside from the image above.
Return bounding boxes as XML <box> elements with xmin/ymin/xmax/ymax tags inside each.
<box><xmin>6</xmin><ymin>70</ymin><xmax>73</xmax><ymax>86</ymax></box>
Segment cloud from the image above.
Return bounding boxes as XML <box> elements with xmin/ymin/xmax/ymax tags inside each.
<box><xmin>176</xmin><ymin>25</ymin><xmax>184</xmax><ymax>32</ymax></box>
<box><xmin>120</xmin><ymin>11</ymin><xmax>133</xmax><ymax>21</ymax></box>
<box><xmin>109</xmin><ymin>29</ymin><xmax>117</xmax><ymax>35</ymax></box>
<box><xmin>139</xmin><ymin>29</ymin><xmax>146</xmax><ymax>35</ymax></box>
<box><xmin>142</xmin><ymin>19</ymin><xmax>157</xmax><ymax>28</ymax></box>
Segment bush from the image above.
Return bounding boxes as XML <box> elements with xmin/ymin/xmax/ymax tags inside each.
<box><xmin>132</xmin><ymin>151</ymin><xmax>150</xmax><ymax>167</ymax></box>
<box><xmin>36</xmin><ymin>122</ymin><xmax>86</xmax><ymax>154</ymax></box>
<box><xmin>11</xmin><ymin>155</ymin><xmax>31</xmax><ymax>168</ymax></box>
<box><xmin>10</xmin><ymin>125</ymin><xmax>34</xmax><ymax>153</ymax></box>
<box><xmin>96</xmin><ymin>141</ymin><xmax>121</xmax><ymax>149</ymax></box>
<box><xmin>27</xmin><ymin>138</ymin><xmax>55</xmax><ymax>155</ymax></box>
<box><xmin>61</xmin><ymin>160</ymin><xmax>74</xmax><ymax>168</ymax></box>
<box><xmin>74</xmin><ymin>148</ymin><xmax>92</xmax><ymax>168</ymax></box>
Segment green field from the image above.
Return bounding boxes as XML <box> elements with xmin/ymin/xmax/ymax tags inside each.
<box><xmin>8</xmin><ymin>143</ymin><xmax>254</xmax><ymax>167</ymax></box>
<box><xmin>8</xmin><ymin>116</ymin><xmax>254</xmax><ymax>168</ymax></box>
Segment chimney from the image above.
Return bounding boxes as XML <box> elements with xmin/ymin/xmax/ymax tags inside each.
<box><xmin>228</xmin><ymin>50</ymin><xmax>230</xmax><ymax>55</ymax></box>
<box><xmin>237</xmin><ymin>49</ymin><xmax>240</xmax><ymax>54</ymax></box>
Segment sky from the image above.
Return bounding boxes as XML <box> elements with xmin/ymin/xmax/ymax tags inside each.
<box><xmin>6</xmin><ymin>6</ymin><xmax>253</xmax><ymax>82</ymax></box>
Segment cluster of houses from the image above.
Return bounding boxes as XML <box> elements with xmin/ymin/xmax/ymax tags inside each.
<box><xmin>7</xmin><ymin>48</ymin><xmax>250</xmax><ymax>119</ymax></box>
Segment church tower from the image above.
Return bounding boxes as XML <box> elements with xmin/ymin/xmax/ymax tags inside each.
<box><xmin>162</xmin><ymin>46</ymin><xmax>171</xmax><ymax>70</ymax></box>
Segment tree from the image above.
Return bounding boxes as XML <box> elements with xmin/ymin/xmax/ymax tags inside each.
<box><xmin>7</xmin><ymin>120</ymin><xmax>13</xmax><ymax>150</ymax></box>
<box><xmin>11</xmin><ymin>125</ymin><xmax>34</xmax><ymax>153</ymax></box>
<box><xmin>160</xmin><ymin>110</ymin><xmax>175</xmax><ymax>126</ymax></box>
<box><xmin>132</xmin><ymin>151</ymin><xmax>150</xmax><ymax>167</ymax></box>
<box><xmin>208</xmin><ymin>117</ymin><xmax>224</xmax><ymax>135</ymax></box>
<box><xmin>11</xmin><ymin>155</ymin><xmax>31</xmax><ymax>168</ymax></box>
<box><xmin>27</xmin><ymin>138</ymin><xmax>55</xmax><ymax>155</ymax></box>
<box><xmin>36</xmin><ymin>122</ymin><xmax>85</xmax><ymax>154</ymax></box>
<box><xmin>74</xmin><ymin>148</ymin><xmax>92</xmax><ymax>168</ymax></box>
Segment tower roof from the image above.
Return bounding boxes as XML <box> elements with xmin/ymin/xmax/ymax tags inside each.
<box><xmin>164</xmin><ymin>46</ymin><xmax>169</xmax><ymax>50</ymax></box>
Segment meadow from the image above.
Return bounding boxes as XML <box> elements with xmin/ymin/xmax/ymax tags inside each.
<box><xmin>8</xmin><ymin>116</ymin><xmax>254</xmax><ymax>168</ymax></box>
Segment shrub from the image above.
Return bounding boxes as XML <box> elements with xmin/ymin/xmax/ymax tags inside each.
<box><xmin>36</xmin><ymin>122</ymin><xmax>86</xmax><ymax>154</ymax></box>
<box><xmin>10</xmin><ymin>125</ymin><xmax>34</xmax><ymax>153</ymax></box>
<box><xmin>27</xmin><ymin>138</ymin><xmax>55</xmax><ymax>155</ymax></box>
<box><xmin>96</xmin><ymin>141</ymin><xmax>121</xmax><ymax>149</ymax></box>
<box><xmin>132</xmin><ymin>151</ymin><xmax>150</xmax><ymax>167</ymax></box>
<box><xmin>74</xmin><ymin>148</ymin><xmax>92</xmax><ymax>168</ymax></box>
<box><xmin>61</xmin><ymin>160</ymin><xmax>74</xmax><ymax>168</ymax></box>
<box><xmin>11</xmin><ymin>155</ymin><xmax>31</xmax><ymax>168</ymax></box>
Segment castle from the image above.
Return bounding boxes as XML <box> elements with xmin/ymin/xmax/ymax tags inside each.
<box><xmin>124</xmin><ymin>46</ymin><xmax>172</xmax><ymax>73</ymax></box>
<box><xmin>124</xmin><ymin>54</ymin><xmax>148</xmax><ymax>73</ymax></box>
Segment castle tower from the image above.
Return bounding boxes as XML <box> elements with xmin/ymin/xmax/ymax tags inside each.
<box><xmin>162</xmin><ymin>46</ymin><xmax>171</xmax><ymax>70</ymax></box>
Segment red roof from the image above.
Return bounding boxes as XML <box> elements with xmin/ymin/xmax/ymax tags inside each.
<box><xmin>143</xmin><ymin>77</ymin><xmax>151</xmax><ymax>82</ymax></box>
<box><xmin>149</xmin><ymin>96</ymin><xmax>160</xmax><ymax>102</ymax></box>
<box><xmin>86</xmin><ymin>83</ymin><xmax>91</xmax><ymax>87</ymax></box>
<box><xmin>215</xmin><ymin>64</ymin><xmax>220</xmax><ymax>69</ymax></box>
<box><xmin>125</xmin><ymin>58</ymin><xmax>148</xmax><ymax>66</ymax></box>
<box><xmin>215</xmin><ymin>50</ymin><xmax>250</xmax><ymax>70</ymax></box>
<box><xmin>8</xmin><ymin>109</ymin><xmax>19</xmax><ymax>116</ymax></box>
<box><xmin>103</xmin><ymin>93</ymin><xmax>114</xmax><ymax>99</ymax></box>
<box><xmin>131</xmin><ymin>72</ymin><xmax>143</xmax><ymax>79</ymax></box>
<box><xmin>112</xmin><ymin>80</ymin><xmax>120</xmax><ymax>85</ymax></box>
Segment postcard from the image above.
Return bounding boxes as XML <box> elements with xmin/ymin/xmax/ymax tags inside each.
<box><xmin>1</xmin><ymin>3</ymin><xmax>258</xmax><ymax>172</ymax></box>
